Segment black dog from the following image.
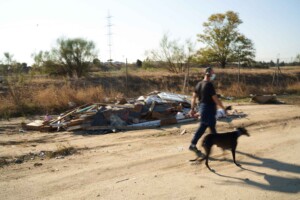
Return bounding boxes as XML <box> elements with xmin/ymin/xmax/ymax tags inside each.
<box><xmin>201</xmin><ymin>127</ymin><xmax>250</xmax><ymax>170</ymax></box>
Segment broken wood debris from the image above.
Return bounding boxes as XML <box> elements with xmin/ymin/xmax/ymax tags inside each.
<box><xmin>22</xmin><ymin>91</ymin><xmax>244</xmax><ymax>133</ymax></box>
<box><xmin>23</xmin><ymin>91</ymin><xmax>195</xmax><ymax>133</ymax></box>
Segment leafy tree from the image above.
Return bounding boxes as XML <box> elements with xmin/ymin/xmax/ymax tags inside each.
<box><xmin>92</xmin><ymin>58</ymin><xmax>109</xmax><ymax>71</ymax></box>
<box><xmin>3</xmin><ymin>52</ymin><xmax>14</xmax><ymax>65</ymax></box>
<box><xmin>279</xmin><ymin>61</ymin><xmax>285</xmax><ymax>67</ymax></box>
<box><xmin>33</xmin><ymin>38</ymin><xmax>98</xmax><ymax>77</ymax></box>
<box><xmin>2</xmin><ymin>52</ymin><xmax>14</xmax><ymax>72</ymax></box>
<box><xmin>2</xmin><ymin>52</ymin><xmax>23</xmax><ymax>73</ymax></box>
<box><xmin>0</xmin><ymin>63</ymin><xmax>7</xmax><ymax>75</ymax></box>
<box><xmin>136</xmin><ymin>59</ymin><xmax>142</xmax><ymax>67</ymax></box>
<box><xmin>145</xmin><ymin>34</ymin><xmax>196</xmax><ymax>73</ymax></box>
<box><xmin>196</xmin><ymin>11</ymin><xmax>255</xmax><ymax>68</ymax></box>
<box><xmin>31</xmin><ymin>51</ymin><xmax>48</xmax><ymax>68</ymax></box>
<box><xmin>141</xmin><ymin>58</ymin><xmax>157</xmax><ymax>70</ymax></box>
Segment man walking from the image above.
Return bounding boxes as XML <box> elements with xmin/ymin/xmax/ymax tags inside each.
<box><xmin>189</xmin><ymin>67</ymin><xmax>226</xmax><ymax>154</ymax></box>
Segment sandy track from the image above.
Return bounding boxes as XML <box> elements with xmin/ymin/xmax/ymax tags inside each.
<box><xmin>1</xmin><ymin>104</ymin><xmax>300</xmax><ymax>200</ymax></box>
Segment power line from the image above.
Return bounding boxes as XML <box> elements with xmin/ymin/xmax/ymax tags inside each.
<box><xmin>106</xmin><ymin>11</ymin><xmax>113</xmax><ymax>63</ymax></box>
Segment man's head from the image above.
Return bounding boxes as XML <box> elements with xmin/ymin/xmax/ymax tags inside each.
<box><xmin>204</xmin><ymin>67</ymin><xmax>216</xmax><ymax>80</ymax></box>
<box><xmin>205</xmin><ymin>67</ymin><xmax>213</xmax><ymax>75</ymax></box>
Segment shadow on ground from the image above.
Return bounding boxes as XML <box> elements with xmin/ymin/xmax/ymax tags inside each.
<box><xmin>211</xmin><ymin>151</ymin><xmax>300</xmax><ymax>193</ymax></box>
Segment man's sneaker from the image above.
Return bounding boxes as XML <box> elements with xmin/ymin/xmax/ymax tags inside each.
<box><xmin>189</xmin><ymin>145</ymin><xmax>201</xmax><ymax>154</ymax></box>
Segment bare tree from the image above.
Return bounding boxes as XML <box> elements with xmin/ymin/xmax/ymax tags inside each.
<box><xmin>146</xmin><ymin>34</ymin><xmax>196</xmax><ymax>74</ymax></box>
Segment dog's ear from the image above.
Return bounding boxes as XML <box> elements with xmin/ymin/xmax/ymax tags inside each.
<box><xmin>239</xmin><ymin>127</ymin><xmax>250</xmax><ymax>136</ymax></box>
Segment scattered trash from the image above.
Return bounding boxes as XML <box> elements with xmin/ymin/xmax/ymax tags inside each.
<box><xmin>226</xmin><ymin>96</ymin><xmax>234</xmax><ymax>100</ymax></box>
<box><xmin>216</xmin><ymin>109</ymin><xmax>226</xmax><ymax>119</ymax></box>
<box><xmin>0</xmin><ymin>158</ymin><xmax>8</xmax><ymax>167</ymax></box>
<box><xmin>68</xmin><ymin>101</ymin><xmax>76</xmax><ymax>108</ymax></box>
<box><xmin>14</xmin><ymin>158</ymin><xmax>23</xmax><ymax>164</ymax></box>
<box><xmin>22</xmin><ymin>91</ymin><xmax>246</xmax><ymax>133</ymax></box>
<box><xmin>55</xmin><ymin>156</ymin><xmax>65</xmax><ymax>159</ymax></box>
<box><xmin>180</xmin><ymin>129</ymin><xmax>187</xmax><ymax>135</ymax></box>
<box><xmin>22</xmin><ymin>120</ymin><xmax>45</xmax><ymax>131</ymax></box>
<box><xmin>23</xmin><ymin>91</ymin><xmax>195</xmax><ymax>133</ymax></box>
<box><xmin>19</xmin><ymin>128</ymin><xmax>26</xmax><ymax>133</ymax></box>
<box><xmin>116</xmin><ymin>178</ymin><xmax>130</xmax><ymax>183</ymax></box>
<box><xmin>1</xmin><ymin>147</ymin><xmax>77</xmax><ymax>167</ymax></box>
<box><xmin>44</xmin><ymin>114</ymin><xmax>52</xmax><ymax>122</ymax></box>
<box><xmin>34</xmin><ymin>163</ymin><xmax>43</xmax><ymax>167</ymax></box>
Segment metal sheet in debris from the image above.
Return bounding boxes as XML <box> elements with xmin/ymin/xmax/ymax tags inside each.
<box><xmin>158</xmin><ymin>92</ymin><xmax>190</xmax><ymax>103</ymax></box>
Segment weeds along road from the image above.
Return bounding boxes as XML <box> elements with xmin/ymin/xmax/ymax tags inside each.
<box><xmin>1</xmin><ymin>104</ymin><xmax>300</xmax><ymax>200</ymax></box>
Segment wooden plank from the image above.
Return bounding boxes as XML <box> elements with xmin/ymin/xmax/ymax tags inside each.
<box><xmin>94</xmin><ymin>103</ymin><xmax>135</xmax><ymax>108</ymax></box>
<box><xmin>48</xmin><ymin>103</ymin><xmax>93</xmax><ymax>125</ymax></box>
<box><xmin>85</xmin><ymin>125</ymin><xmax>160</xmax><ymax>131</ymax></box>
<box><xmin>66</xmin><ymin>124</ymin><xmax>91</xmax><ymax>131</ymax></box>
<box><xmin>66</xmin><ymin>119</ymin><xmax>86</xmax><ymax>127</ymax></box>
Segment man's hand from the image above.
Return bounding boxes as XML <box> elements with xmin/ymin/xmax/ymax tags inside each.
<box><xmin>190</xmin><ymin>92</ymin><xmax>197</xmax><ymax>118</ymax></box>
<box><xmin>189</xmin><ymin>109</ymin><xmax>196</xmax><ymax>117</ymax></box>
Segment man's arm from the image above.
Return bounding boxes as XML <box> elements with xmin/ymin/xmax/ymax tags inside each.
<box><xmin>189</xmin><ymin>92</ymin><xmax>197</xmax><ymax>117</ymax></box>
<box><xmin>212</xmin><ymin>95</ymin><xmax>226</xmax><ymax>111</ymax></box>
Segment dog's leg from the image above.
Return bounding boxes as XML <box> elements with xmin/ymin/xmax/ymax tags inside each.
<box><xmin>204</xmin><ymin>146</ymin><xmax>213</xmax><ymax>170</ymax></box>
<box><xmin>222</xmin><ymin>149</ymin><xmax>227</xmax><ymax>160</ymax></box>
<box><xmin>231</xmin><ymin>147</ymin><xmax>241</xmax><ymax>167</ymax></box>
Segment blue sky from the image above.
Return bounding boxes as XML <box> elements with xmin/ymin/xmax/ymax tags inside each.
<box><xmin>0</xmin><ymin>0</ymin><xmax>299</xmax><ymax>65</ymax></box>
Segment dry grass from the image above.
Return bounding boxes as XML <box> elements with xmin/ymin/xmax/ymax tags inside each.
<box><xmin>220</xmin><ymin>82</ymin><xmax>279</xmax><ymax>98</ymax></box>
<box><xmin>0</xmin><ymin>67</ymin><xmax>299</xmax><ymax>118</ymax></box>
<box><xmin>0</xmin><ymin>80</ymin><xmax>127</xmax><ymax>118</ymax></box>
<box><xmin>221</xmin><ymin>83</ymin><xmax>249</xmax><ymax>97</ymax></box>
<box><xmin>213</xmin><ymin>66</ymin><xmax>300</xmax><ymax>75</ymax></box>
<box><xmin>33</xmin><ymin>85</ymin><xmax>108</xmax><ymax>112</ymax></box>
<box><xmin>0</xmin><ymin>97</ymin><xmax>15</xmax><ymax>119</ymax></box>
<box><xmin>286</xmin><ymin>82</ymin><xmax>300</xmax><ymax>94</ymax></box>
<box><xmin>277</xmin><ymin>95</ymin><xmax>300</xmax><ymax>105</ymax></box>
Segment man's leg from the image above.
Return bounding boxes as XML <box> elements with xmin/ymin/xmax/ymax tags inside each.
<box><xmin>191</xmin><ymin>123</ymin><xmax>208</xmax><ymax>145</ymax></box>
<box><xmin>189</xmin><ymin>123</ymin><xmax>208</xmax><ymax>154</ymax></box>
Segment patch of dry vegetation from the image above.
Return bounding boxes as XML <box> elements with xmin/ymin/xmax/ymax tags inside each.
<box><xmin>286</xmin><ymin>82</ymin><xmax>300</xmax><ymax>94</ymax></box>
<box><xmin>34</xmin><ymin>85</ymin><xmax>106</xmax><ymax>111</ymax></box>
<box><xmin>0</xmin><ymin>76</ymin><xmax>115</xmax><ymax>118</ymax></box>
<box><xmin>0</xmin><ymin>67</ymin><xmax>299</xmax><ymax>118</ymax></box>
<box><xmin>220</xmin><ymin>82</ymin><xmax>279</xmax><ymax>97</ymax></box>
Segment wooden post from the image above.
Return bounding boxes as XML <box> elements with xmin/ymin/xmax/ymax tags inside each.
<box><xmin>182</xmin><ymin>64</ymin><xmax>190</xmax><ymax>94</ymax></box>
<box><xmin>276</xmin><ymin>58</ymin><xmax>279</xmax><ymax>88</ymax></box>
<box><xmin>238</xmin><ymin>50</ymin><xmax>240</xmax><ymax>85</ymax></box>
<box><xmin>126</xmin><ymin>58</ymin><xmax>128</xmax><ymax>96</ymax></box>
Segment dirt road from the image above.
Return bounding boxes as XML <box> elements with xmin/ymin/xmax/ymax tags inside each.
<box><xmin>1</xmin><ymin>104</ymin><xmax>300</xmax><ymax>200</ymax></box>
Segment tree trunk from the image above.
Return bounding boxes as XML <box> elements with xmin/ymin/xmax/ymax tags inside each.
<box><xmin>220</xmin><ymin>60</ymin><xmax>226</xmax><ymax>68</ymax></box>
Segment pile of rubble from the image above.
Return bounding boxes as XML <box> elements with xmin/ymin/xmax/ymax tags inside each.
<box><xmin>23</xmin><ymin>91</ymin><xmax>196</xmax><ymax>133</ymax></box>
<box><xmin>23</xmin><ymin>91</ymin><xmax>248</xmax><ymax>133</ymax></box>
